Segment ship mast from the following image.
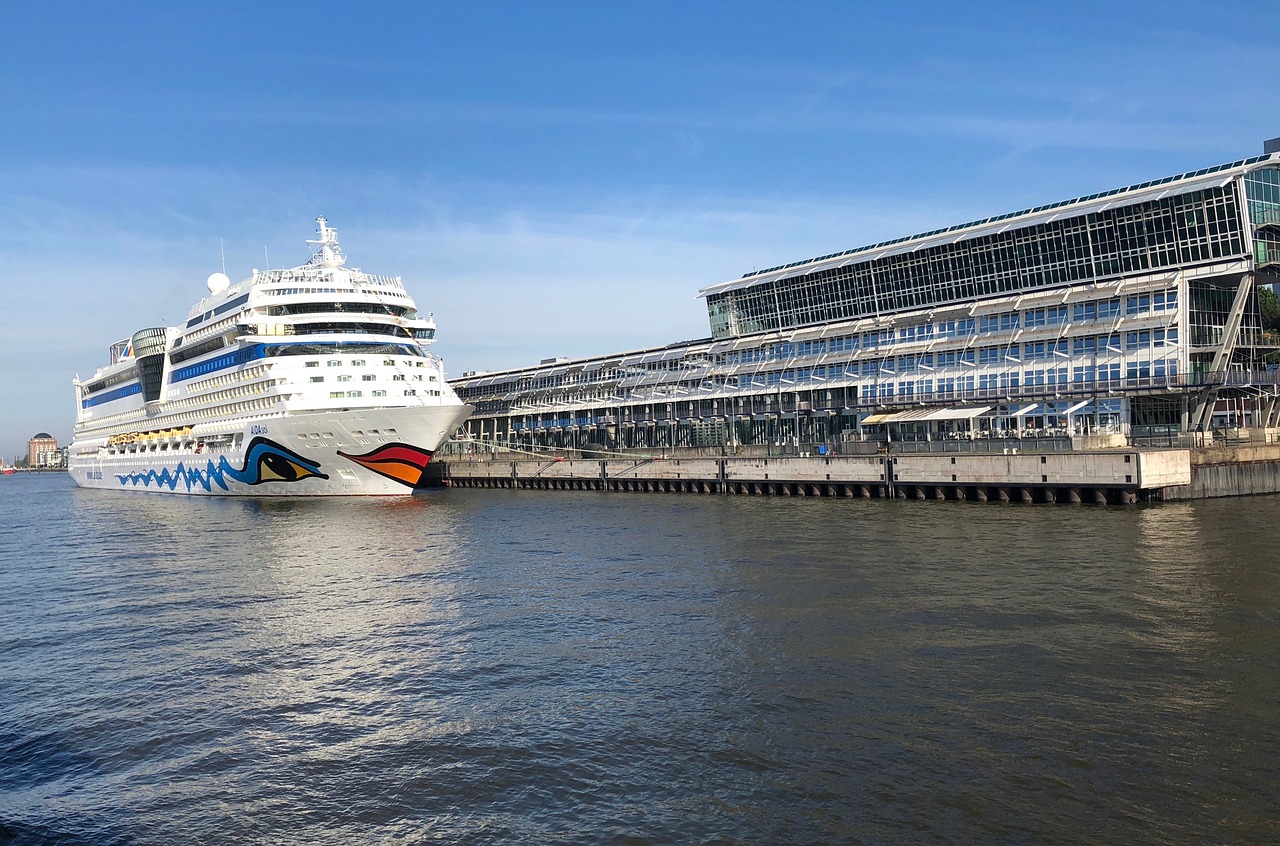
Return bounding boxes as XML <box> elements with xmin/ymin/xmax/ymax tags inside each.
<box><xmin>306</xmin><ymin>216</ymin><xmax>347</xmax><ymax>268</ymax></box>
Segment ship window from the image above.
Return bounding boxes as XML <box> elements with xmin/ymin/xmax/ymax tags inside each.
<box><xmin>352</xmin><ymin>359</ymin><xmax>365</xmax><ymax>366</ymax></box>
<box><xmin>305</xmin><ymin>361</ymin><xmax>319</xmax><ymax>368</ymax></box>
<box><xmin>373</xmin><ymin>390</ymin><xmax>387</xmax><ymax>397</ymax></box>
<box><xmin>310</xmin><ymin>376</ymin><xmax>324</xmax><ymax>383</ymax></box>
<box><xmin>330</xmin><ymin>392</ymin><xmax>344</xmax><ymax>398</ymax></box>
<box><xmin>404</xmin><ymin>389</ymin><xmax>417</xmax><ymax>396</ymax></box>
<box><xmin>393</xmin><ymin>374</ymin><xmax>406</xmax><ymax>381</ymax></box>
<box><xmin>362</xmin><ymin>374</ymin><xmax>376</xmax><ymax>381</ymax></box>
<box><xmin>337</xmin><ymin>375</ymin><xmax>352</xmax><ymax>382</ymax></box>
<box><xmin>383</xmin><ymin>359</ymin><xmax>395</xmax><ymax>366</ymax></box>
<box><xmin>327</xmin><ymin>360</ymin><xmax>341</xmax><ymax>367</ymax></box>
<box><xmin>347</xmin><ymin>391</ymin><xmax>362</xmax><ymax>398</ymax></box>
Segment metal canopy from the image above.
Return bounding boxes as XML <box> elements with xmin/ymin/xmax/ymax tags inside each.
<box><xmin>923</xmin><ymin>405</ymin><xmax>992</xmax><ymax>421</ymax></box>
<box><xmin>889</xmin><ymin>408</ymin><xmax>937</xmax><ymax>423</ymax></box>
<box><xmin>863</xmin><ymin>405</ymin><xmax>992</xmax><ymax>425</ymax></box>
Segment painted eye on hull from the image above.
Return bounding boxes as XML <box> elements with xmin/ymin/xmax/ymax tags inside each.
<box><xmin>229</xmin><ymin>437</ymin><xmax>329</xmax><ymax>486</ymax></box>
<box><xmin>338</xmin><ymin>442</ymin><xmax>433</xmax><ymax>487</ymax></box>
<box><xmin>257</xmin><ymin>451</ymin><xmax>323</xmax><ymax>482</ymax></box>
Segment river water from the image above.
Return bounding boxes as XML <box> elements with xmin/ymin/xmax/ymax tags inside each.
<box><xmin>1</xmin><ymin>473</ymin><xmax>1278</xmax><ymax>844</ymax></box>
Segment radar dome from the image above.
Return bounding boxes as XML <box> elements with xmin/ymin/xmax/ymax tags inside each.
<box><xmin>206</xmin><ymin>272</ymin><xmax>231</xmax><ymax>294</ymax></box>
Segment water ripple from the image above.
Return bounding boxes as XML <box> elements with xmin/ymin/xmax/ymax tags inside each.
<box><xmin>1</xmin><ymin>477</ymin><xmax>1278</xmax><ymax>843</ymax></box>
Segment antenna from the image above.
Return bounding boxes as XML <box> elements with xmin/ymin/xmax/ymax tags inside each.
<box><xmin>307</xmin><ymin>216</ymin><xmax>346</xmax><ymax>267</ymax></box>
<box><xmin>220</xmin><ymin>238</ymin><xmax>226</xmax><ymax>275</ymax></box>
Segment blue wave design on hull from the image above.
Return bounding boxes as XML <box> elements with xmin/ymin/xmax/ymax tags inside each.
<box><xmin>116</xmin><ymin>456</ymin><xmax>241</xmax><ymax>492</ymax></box>
<box><xmin>114</xmin><ymin>438</ymin><xmax>328</xmax><ymax>492</ymax></box>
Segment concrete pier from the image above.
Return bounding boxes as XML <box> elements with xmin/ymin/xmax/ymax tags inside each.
<box><xmin>437</xmin><ymin>445</ymin><xmax>1280</xmax><ymax>503</ymax></box>
<box><xmin>1158</xmin><ymin>443</ymin><xmax>1280</xmax><ymax>500</ymax></box>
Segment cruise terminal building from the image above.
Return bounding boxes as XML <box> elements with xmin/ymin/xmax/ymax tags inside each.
<box><xmin>449</xmin><ymin>143</ymin><xmax>1280</xmax><ymax>455</ymax></box>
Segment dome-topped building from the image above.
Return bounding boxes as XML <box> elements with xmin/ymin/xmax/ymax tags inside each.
<box><xmin>28</xmin><ymin>433</ymin><xmax>59</xmax><ymax>467</ymax></box>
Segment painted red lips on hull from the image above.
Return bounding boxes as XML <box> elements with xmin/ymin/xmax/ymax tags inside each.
<box><xmin>337</xmin><ymin>442</ymin><xmax>435</xmax><ymax>487</ymax></box>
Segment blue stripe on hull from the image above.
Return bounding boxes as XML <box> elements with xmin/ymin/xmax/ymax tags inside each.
<box><xmin>81</xmin><ymin>382</ymin><xmax>142</xmax><ymax>408</ymax></box>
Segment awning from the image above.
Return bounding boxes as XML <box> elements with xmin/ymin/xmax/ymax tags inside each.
<box><xmin>862</xmin><ymin>405</ymin><xmax>993</xmax><ymax>425</ymax></box>
<box><xmin>889</xmin><ymin>408</ymin><xmax>937</xmax><ymax>423</ymax></box>
<box><xmin>923</xmin><ymin>405</ymin><xmax>992</xmax><ymax>421</ymax></box>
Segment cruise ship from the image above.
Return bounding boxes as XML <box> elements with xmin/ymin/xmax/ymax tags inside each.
<box><xmin>69</xmin><ymin>218</ymin><xmax>473</xmax><ymax>495</ymax></box>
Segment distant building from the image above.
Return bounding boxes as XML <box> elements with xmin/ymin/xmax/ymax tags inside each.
<box><xmin>28</xmin><ymin>432</ymin><xmax>61</xmax><ymax>468</ymax></box>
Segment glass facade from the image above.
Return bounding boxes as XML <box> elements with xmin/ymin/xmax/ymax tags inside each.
<box><xmin>1246</xmin><ymin>167</ymin><xmax>1280</xmax><ymax>226</ymax></box>
<box><xmin>1246</xmin><ymin>167</ymin><xmax>1280</xmax><ymax>268</ymax></box>
<box><xmin>706</xmin><ymin>184</ymin><xmax>1245</xmax><ymax>338</ymax></box>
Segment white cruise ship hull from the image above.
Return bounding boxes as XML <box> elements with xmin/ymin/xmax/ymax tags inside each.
<box><xmin>69</xmin><ymin>404</ymin><xmax>472</xmax><ymax>497</ymax></box>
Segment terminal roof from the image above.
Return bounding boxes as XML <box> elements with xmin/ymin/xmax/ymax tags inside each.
<box><xmin>699</xmin><ymin>152</ymin><xmax>1280</xmax><ymax>300</ymax></box>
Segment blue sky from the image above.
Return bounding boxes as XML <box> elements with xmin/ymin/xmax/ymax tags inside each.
<box><xmin>1</xmin><ymin>0</ymin><xmax>1276</xmax><ymax>458</ymax></box>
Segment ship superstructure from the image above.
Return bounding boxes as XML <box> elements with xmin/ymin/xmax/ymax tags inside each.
<box><xmin>69</xmin><ymin>218</ymin><xmax>473</xmax><ymax>495</ymax></box>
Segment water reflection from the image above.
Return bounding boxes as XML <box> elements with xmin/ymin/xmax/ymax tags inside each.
<box><xmin>52</xmin><ymin>487</ymin><xmax>487</xmax><ymax>842</ymax></box>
